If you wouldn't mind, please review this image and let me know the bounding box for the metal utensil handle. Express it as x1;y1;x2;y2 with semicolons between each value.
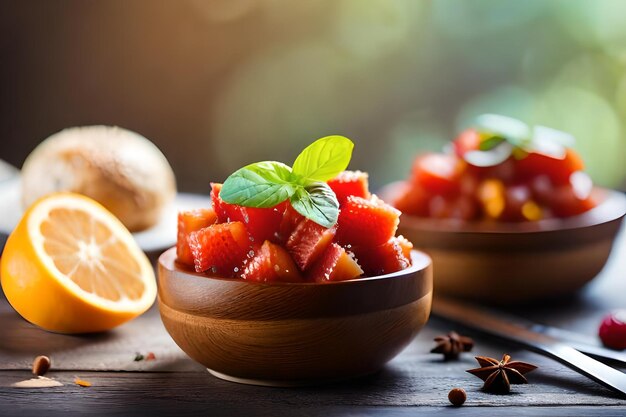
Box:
433;298;626;397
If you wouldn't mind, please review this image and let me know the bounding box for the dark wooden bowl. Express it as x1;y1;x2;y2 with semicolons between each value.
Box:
158;247;432;386
381;183;626;304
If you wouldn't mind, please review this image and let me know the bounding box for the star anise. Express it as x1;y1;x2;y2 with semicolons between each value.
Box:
466;354;537;394
430;331;474;360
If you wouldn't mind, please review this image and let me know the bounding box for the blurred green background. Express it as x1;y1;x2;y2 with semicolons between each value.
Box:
1;0;625;192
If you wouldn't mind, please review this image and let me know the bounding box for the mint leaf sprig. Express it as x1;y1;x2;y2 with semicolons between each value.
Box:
220;136;354;228
463;114;575;167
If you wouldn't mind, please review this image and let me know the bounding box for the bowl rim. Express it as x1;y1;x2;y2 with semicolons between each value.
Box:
380;182;626;235
158;247;431;286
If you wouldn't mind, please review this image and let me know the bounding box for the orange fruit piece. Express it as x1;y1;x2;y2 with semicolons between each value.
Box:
1;193;156;333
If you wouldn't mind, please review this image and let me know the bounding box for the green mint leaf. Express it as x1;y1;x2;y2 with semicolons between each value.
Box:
475;114;530;148
290;182;339;228
220;161;295;208
292;135;354;182
479;136;505;151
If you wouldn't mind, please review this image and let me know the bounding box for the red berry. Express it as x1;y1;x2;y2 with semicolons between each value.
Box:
327;170;370;205
351;237;411;276
188;221;252;276
241;240;303;283
336;195;400;247
286;219;336;271
176;208;218;266
599;311;626;350
277;202;305;243
309;243;363;283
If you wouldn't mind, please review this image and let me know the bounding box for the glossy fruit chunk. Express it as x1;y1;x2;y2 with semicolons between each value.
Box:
277;202;305;243
309;243;363;283
599;311;626;350
177;208;218;266
188;221;251;276
453;128;481;158
286;219;336;270
392;182;429;217
411;153;463;196
351;237;411;276
516;149;584;185
328;170;370;205
336;195;400;246
241;241;303;283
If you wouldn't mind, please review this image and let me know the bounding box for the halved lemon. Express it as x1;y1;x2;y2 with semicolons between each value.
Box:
1;193;157;333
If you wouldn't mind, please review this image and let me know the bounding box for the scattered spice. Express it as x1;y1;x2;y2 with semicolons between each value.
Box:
12;376;63;388
466;354;537;394
145;352;156;361
448;388;466;406
32;355;51;376
431;331;474;360
134;352;145;361
74;376;92;387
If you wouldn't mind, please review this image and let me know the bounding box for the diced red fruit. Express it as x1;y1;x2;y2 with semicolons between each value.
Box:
210;183;228;222
336;195;400;246
428;195;480;220
176;208;218;266
392;182;430;217
396;235;413;260
411;153;463;196
327;170;370;205
515;149;585;185
453;128;482;157
548;184;596;218
500;184;539;222
277;202;305;243
241;240;303;283
599;311;626;350
286;219;336;271
309;243;363;283
188;221;251;276
350;237;411;276
211;182;286;243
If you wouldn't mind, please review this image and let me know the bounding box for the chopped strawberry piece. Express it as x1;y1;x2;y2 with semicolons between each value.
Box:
335;195;400;246
277;202;305;243
241;241;303;283
392;182;431;217
286;219;336;271
188;221;251;276
176;208;218;266
351;237;411;276
411;153;463;196
210;182;285;242
516;149;585;185
309;243;363;283
327;170;370;205
453;128;481;158
210;183;228;222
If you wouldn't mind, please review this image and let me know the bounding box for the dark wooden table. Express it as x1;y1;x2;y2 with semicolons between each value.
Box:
1;225;626;416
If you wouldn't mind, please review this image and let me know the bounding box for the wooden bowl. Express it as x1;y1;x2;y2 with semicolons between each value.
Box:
381;183;626;304
157;247;432;386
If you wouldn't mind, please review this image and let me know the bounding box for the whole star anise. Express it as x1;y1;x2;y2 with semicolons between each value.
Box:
466;354;537;394
430;331;474;360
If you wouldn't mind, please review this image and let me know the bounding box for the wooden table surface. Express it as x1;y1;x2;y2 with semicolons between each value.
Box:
1;224;625;416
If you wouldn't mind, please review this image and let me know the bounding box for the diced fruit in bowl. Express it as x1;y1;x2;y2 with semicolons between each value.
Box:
391;114;598;222
159;136;433;386
382;114;626;304
175;136;414;283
